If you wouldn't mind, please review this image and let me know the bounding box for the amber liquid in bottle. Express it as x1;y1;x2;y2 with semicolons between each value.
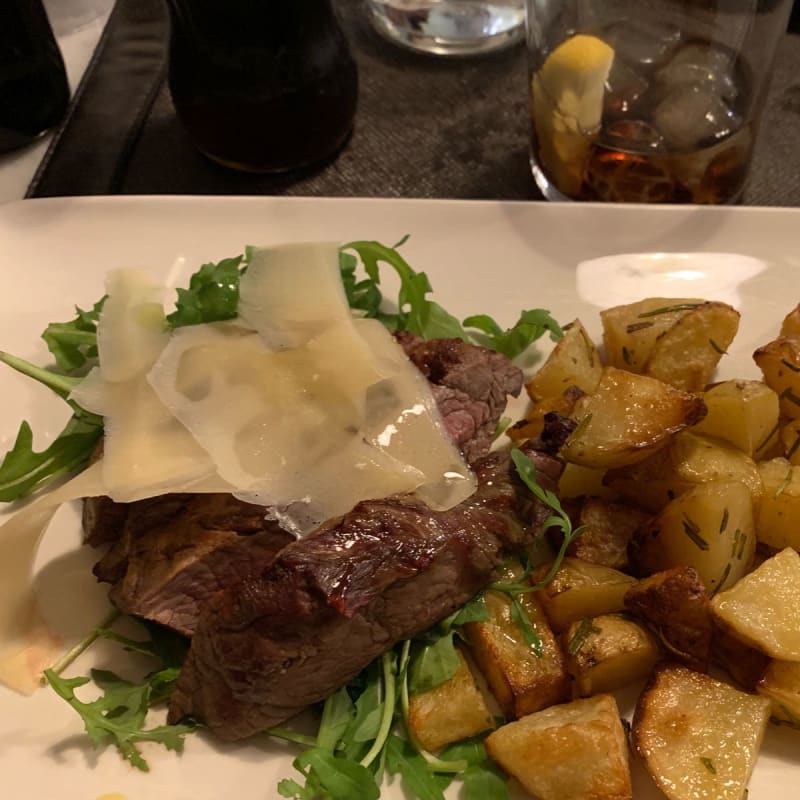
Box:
166;0;358;173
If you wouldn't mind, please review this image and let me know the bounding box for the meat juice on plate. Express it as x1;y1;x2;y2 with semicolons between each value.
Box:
530;21;754;204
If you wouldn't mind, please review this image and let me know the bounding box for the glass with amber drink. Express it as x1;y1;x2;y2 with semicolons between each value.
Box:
524;0;794;203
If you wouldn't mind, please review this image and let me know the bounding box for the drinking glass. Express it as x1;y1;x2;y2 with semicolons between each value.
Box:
525;0;794;203
366;0;525;55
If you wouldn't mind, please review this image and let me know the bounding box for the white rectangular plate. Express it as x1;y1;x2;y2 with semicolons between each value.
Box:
0;196;796;799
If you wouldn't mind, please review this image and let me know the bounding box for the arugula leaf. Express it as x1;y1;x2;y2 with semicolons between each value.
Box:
461;763;509;800
317;686;355;752
41;298;105;372
44;668;194;772
463;309;563;360
339;250;384;319
408;632;461;695
289;748;380;800
166;255;244;328
385;735;450;800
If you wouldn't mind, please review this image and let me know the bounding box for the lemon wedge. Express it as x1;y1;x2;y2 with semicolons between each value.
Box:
531;34;615;196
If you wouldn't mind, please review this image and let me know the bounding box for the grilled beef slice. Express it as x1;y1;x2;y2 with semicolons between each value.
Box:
93;494;293;636
167;445;562;740
396;332;524;463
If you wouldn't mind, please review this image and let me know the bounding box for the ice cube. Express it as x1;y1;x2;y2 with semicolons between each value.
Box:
652;84;742;151
603;119;665;152
604;57;650;117
600;19;683;69
655;41;740;104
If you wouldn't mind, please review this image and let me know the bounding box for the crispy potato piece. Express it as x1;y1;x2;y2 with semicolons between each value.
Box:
558;463;614;500
606;431;763;513
691;379;780;459
643;302;740;392
601;297;705;373
624;566;712;672
712;626;771;691
780;419;800;466
757;659;800;727
781;305;800;337
464;586;568;719
628;480;755;594
755;458;800;550
560;367;707;470
507;386;583;443
711;547;800;660
407;647;494;752
563;614;660;697
526;319;602;401
486;694;632;800
555;497;649;570
533;557;636;633
753;335;800;420
633;664;771;800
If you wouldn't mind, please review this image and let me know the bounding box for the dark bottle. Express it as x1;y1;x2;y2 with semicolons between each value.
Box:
165;0;358;173
0;0;69;154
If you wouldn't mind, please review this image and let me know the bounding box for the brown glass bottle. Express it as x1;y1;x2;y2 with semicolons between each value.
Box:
0;0;69;154
165;0;358;173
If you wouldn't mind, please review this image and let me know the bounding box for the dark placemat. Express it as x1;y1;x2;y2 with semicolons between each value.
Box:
28;0;800;204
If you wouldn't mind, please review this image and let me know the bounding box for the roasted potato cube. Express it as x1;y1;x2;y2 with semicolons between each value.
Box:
563;614;660;697
407;647;494;752
624;566;712;672
558;463;614;500
780;304;800;337
712;626;771;691
507;386;582;443
560;367;707;470
628;480;755;594
526;319;602;401
556;497;648;570
601;297;705;373
753;335;800;420
757;659;800;727
691;379;780;459
486;694;632;800
711;547;800;660
642;301;740;392
633;664;771;800
606;431;762;513
464;588;568;719
780;419;800;466
533;557;636;633
756;458;800;550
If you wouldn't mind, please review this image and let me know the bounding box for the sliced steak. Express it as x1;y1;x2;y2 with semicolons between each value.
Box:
168;444;562;740
396;333;524;462
94;494;293;636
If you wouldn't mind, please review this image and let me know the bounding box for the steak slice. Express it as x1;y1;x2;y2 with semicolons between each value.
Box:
396;333;524;463
168;444;562;740
94;494;293;637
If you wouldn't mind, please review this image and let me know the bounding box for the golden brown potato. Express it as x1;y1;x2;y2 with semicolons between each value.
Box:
755;458;800;550
525;319;602;401
624;566;712;672
780;419;800;466
556;497;649;570
642;302;739;392
757;659;800;727
563;614;661;697
601;297;705;373
533;557;636;633
560;367;707;470
558;463;614;500
712;626;771;691
464;586;568;719
691;379;780;459
753;335;800;420
507;386;583;443
486;694;633;800
633;664;771;800
606;431;763;514
407;647;494;752
780;304;800;337
711;547;800;660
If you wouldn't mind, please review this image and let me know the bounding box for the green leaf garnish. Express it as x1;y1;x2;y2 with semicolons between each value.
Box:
408;632;461;695
41;298;105;372
166;255;245;328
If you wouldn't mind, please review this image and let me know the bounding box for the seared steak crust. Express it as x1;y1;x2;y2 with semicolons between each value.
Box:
94;494;293;636
168;446;562;739
396;333;524;462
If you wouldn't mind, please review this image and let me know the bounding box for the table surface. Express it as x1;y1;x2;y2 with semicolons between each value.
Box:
6;0;800;206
